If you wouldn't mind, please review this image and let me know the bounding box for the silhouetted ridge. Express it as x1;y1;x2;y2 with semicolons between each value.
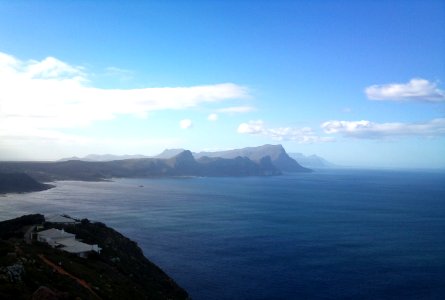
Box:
0;173;53;194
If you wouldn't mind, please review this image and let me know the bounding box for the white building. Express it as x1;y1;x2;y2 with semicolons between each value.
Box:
57;238;102;258
37;228;75;247
37;228;101;258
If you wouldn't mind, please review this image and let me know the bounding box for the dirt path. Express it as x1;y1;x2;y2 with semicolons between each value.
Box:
38;254;102;300
24;225;35;244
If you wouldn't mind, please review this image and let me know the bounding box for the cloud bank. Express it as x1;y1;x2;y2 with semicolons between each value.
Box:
237;120;333;143
0;52;249;140
365;78;445;102
322;118;445;139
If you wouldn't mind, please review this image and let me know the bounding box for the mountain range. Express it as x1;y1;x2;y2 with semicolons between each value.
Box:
194;144;310;172
62;144;320;170
0;145;310;183
60;145;333;169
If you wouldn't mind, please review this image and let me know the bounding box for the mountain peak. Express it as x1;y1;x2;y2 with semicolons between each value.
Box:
195;144;310;172
173;150;194;160
155;149;186;159
166;150;198;174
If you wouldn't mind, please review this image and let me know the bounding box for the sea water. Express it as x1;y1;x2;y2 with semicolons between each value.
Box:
1;169;444;299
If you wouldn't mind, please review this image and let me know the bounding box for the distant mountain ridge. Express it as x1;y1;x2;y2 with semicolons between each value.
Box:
7;145;311;182
60;144;311;174
289;153;335;168
195;144;310;173
0;149;282;182
59;154;149;162
154;149;186;159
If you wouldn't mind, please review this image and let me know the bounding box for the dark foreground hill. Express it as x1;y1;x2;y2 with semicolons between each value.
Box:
0;214;188;300
0;173;53;194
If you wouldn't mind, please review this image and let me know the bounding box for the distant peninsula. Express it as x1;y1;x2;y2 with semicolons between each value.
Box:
0;145;311;184
0;214;188;299
289;153;335;169
0;173;53;194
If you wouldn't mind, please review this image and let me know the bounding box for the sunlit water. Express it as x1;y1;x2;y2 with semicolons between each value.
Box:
1;169;444;299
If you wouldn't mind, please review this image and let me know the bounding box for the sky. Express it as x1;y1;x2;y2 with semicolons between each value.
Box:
0;0;444;168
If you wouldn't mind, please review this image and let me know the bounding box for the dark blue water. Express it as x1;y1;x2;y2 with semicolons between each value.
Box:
1;169;444;299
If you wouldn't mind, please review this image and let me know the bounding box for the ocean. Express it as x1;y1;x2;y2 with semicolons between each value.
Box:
1;169;444;299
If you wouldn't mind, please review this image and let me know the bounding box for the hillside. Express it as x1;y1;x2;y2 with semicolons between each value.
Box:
0;214;188;300
195;144;311;172
154;149;186;159
0;150;282;182
60;145;312;173
0;145;312;182
197;155;280;176
0;173;53;194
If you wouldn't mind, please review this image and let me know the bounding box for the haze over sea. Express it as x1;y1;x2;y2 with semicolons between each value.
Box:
1;169;444;300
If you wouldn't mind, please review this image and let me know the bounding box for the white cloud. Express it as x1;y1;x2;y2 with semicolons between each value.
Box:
237;120;334;143
365;78;445;102
207;106;253;122
207;113;219;121
0;52;85;81
218;106;255;113
179;119;193;129
237;120;265;134
322;118;445;139
0;52;248;141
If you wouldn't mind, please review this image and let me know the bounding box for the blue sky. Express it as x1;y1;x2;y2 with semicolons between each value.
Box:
0;0;444;168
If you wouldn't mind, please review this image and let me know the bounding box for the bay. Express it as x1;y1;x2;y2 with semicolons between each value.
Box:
1;169;444;299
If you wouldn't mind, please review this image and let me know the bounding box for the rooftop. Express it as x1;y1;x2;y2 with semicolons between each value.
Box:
37;228;75;240
61;240;99;254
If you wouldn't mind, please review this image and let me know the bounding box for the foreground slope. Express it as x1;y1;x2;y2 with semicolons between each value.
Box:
0;214;188;300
